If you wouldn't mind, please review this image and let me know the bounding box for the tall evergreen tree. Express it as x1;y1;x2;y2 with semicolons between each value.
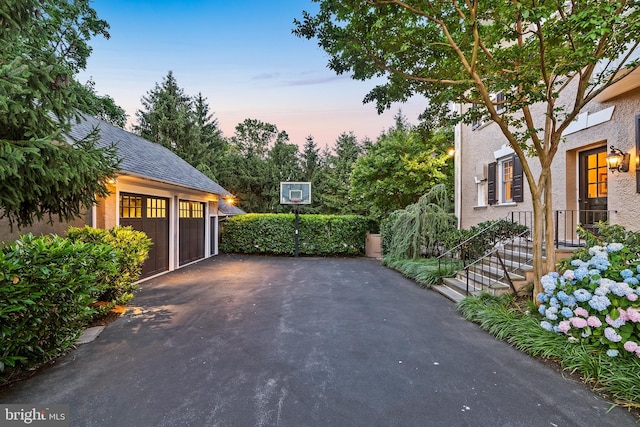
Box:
133;72;225;180
1;0;119;227
134;71;193;153
322;132;364;214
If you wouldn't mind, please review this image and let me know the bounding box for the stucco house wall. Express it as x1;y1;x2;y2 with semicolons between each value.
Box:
456;77;640;234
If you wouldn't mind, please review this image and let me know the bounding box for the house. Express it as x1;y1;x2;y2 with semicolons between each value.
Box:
454;71;640;242
0;113;244;279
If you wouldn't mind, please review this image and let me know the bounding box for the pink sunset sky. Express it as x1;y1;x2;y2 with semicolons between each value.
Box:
78;0;428;148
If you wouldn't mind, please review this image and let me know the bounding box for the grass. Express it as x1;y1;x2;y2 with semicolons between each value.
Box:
381;256;460;288
456;293;640;413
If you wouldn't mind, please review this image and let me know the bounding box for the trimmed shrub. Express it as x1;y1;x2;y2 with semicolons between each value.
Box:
0;234;118;376
457;219;529;260
220;214;369;256
67;226;152;304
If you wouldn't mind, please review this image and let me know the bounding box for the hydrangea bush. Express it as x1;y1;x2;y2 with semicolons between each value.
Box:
537;242;640;359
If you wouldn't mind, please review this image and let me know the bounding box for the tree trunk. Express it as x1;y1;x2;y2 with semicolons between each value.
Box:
544;170;556;279
531;192;546;298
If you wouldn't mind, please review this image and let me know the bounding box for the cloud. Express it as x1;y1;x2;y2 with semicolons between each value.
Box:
252;72;281;80
284;74;350;86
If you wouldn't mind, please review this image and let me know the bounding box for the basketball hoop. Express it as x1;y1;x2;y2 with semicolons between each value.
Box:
290;198;302;204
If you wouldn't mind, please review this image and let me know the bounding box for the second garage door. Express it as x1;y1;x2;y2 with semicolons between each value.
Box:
179;200;205;265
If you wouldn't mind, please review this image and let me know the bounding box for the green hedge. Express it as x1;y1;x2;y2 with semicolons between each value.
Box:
0;234;118;375
220;214;370;256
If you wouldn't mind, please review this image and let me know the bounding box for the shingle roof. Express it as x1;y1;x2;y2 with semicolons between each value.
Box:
218;199;245;216
64;113;231;196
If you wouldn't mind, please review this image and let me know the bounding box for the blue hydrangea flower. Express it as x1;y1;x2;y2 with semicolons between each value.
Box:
610;281;632;297
545;306;558;321
538;305;546;315
540;321;553;332
624;277;639;286
606;349;619;357
588;294;611;311
574;267;589;281
589;246;607;257
607;243;624;252
592;258;611;271
556;291;570;304
549;297;560;309
571;259;586;267
563;295;577;307
573;289;592;302
537;293;549;303
541;274;557;293
620;269;634;279
560;307;573;318
604;327;622;343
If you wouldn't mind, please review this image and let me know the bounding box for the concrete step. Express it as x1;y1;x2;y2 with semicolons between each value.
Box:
432;284;465;303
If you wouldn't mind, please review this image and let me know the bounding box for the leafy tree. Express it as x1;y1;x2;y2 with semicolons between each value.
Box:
74;78;127;128
1;0;119;227
219;119;290;212
350;115;451;221
294;1;640;296
266;139;302;212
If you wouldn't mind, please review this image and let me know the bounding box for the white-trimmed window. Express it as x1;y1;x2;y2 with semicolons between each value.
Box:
487;153;523;205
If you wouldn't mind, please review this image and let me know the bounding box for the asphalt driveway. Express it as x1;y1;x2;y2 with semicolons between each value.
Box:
1;255;637;426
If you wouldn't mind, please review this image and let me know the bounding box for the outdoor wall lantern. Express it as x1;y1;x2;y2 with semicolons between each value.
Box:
605;145;630;173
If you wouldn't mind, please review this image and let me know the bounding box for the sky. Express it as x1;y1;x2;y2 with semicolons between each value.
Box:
77;0;428;149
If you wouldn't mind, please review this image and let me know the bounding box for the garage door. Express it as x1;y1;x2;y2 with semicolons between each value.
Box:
120;193;169;278
179;200;205;265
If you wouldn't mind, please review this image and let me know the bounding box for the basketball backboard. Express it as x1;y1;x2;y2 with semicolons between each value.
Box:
280;182;311;205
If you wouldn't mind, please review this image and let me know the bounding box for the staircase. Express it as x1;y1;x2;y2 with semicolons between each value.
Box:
434;231;536;303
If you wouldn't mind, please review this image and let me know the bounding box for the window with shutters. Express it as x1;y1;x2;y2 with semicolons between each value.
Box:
487;154;523;205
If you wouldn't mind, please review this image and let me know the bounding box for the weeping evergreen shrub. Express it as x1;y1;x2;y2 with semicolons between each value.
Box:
380;184;458;259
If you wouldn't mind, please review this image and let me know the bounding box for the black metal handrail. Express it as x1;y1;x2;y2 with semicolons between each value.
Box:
461;228;531;295
436;209;613;296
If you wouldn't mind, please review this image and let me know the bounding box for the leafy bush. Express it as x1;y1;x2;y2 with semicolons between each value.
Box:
537;223;640;360
0;234;118;376
220;214;369;256
67;226;152;303
457;219;529;260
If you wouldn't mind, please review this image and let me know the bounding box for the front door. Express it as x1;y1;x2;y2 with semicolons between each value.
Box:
579;147;608;231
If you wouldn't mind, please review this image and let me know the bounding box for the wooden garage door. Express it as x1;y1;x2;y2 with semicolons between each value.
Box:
120;193;169;278
179;200;205;265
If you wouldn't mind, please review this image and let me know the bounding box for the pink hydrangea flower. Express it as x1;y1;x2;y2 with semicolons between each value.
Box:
587;316;602;328
570;317;588;328
558;320;571;334
628;293;638;302
625;307;640;322
624;341;639;353
573;307;589;318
